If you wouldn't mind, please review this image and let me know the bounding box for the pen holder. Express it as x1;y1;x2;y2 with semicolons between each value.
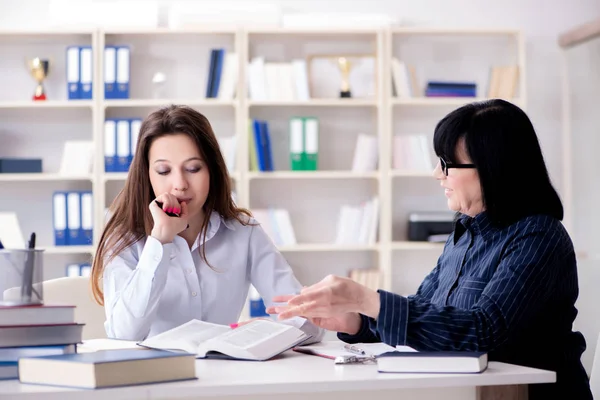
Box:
0;249;44;306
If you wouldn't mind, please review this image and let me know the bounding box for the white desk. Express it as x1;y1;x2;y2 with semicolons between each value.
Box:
0;349;555;400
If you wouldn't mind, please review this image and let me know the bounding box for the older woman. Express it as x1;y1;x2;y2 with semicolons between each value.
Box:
270;100;592;399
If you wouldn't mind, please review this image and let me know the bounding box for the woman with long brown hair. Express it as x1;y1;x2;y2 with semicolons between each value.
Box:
91;105;323;342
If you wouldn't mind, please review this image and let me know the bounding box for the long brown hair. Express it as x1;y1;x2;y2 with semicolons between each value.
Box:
91;105;251;305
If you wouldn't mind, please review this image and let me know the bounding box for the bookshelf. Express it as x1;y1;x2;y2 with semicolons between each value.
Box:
0;27;526;293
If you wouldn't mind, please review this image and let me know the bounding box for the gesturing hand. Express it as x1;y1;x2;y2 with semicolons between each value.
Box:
266;275;381;321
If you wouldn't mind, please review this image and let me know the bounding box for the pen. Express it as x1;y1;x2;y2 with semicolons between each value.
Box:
21;232;36;302
343;344;366;356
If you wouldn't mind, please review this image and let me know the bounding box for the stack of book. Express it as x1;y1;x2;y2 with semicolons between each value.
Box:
0;305;83;380
334;197;380;245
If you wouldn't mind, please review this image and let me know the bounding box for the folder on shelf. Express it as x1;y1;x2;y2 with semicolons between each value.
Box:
260;121;274;171
304;117;318;171
116;119;131;172
248;120;258;171
67;192;82;246
211;49;225;98
79;46;93;100
116;46;130;99
80;191;93;245
289;117;304;171
104;120;117;172
252;119;266;171
65;263;80;277
206;49;218;98
79;263;91;277
66;46;80;100
104;46;117;99
130;118;142;159
52;192;68;247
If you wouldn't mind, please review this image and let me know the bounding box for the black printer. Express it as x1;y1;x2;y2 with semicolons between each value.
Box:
408;211;455;242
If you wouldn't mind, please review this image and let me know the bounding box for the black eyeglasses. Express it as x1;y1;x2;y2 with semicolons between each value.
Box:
439;157;475;176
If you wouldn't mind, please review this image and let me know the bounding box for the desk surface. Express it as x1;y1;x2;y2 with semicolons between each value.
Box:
0;348;556;400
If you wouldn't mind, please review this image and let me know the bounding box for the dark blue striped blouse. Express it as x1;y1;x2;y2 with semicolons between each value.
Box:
339;212;591;399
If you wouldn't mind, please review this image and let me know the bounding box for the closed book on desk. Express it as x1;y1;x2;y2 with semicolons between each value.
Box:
377;351;487;374
18;349;196;389
0;324;83;348
140;319;309;361
0;305;75;326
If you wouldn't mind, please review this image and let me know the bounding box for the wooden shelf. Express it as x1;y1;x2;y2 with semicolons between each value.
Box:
391;241;445;251
278;243;379;252
248;171;378;180
103;172;240;181
0;174;93;182
103;99;236;108
391;97;524;107
391;28;520;36
248;99;377;107
0;101;94;109
41;246;95;255
391;170;433;178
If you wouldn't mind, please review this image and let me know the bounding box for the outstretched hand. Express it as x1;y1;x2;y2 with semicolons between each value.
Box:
266;275;381;328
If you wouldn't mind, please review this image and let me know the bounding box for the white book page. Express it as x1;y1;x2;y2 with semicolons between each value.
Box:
198;320;307;360
140;319;230;354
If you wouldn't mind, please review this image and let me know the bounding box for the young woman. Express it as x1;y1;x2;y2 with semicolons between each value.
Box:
271;99;592;399
91;105;323;343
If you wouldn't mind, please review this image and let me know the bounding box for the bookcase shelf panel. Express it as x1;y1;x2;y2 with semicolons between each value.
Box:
391;178;448;242
285;251;380;287
0;28;525;289
391;33;521;101
0;174;93;182
103;32;236;100
0;35;94;102
249;107;379;172
103;99;236;108
0;101;94;109
248;171;378;180
390;250;442;296
278;244;379;252
0;108;93;174
250;179;378;244
104;106;237;141
248;100;377;107
0;181;93;250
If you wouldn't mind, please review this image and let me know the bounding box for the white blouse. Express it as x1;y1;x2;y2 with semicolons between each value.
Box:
102;212;324;342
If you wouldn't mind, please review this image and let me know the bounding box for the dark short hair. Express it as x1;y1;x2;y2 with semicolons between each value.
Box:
433;99;563;226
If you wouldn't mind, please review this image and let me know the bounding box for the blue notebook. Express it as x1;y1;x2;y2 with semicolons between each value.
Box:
18;349;197;389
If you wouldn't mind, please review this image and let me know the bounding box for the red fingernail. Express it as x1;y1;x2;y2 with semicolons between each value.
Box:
229;323;238;329
168;207;173;213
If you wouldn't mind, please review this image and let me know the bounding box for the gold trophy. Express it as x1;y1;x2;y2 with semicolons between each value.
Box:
337;57;352;98
27;58;50;101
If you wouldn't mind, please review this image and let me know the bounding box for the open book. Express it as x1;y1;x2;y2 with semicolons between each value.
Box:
139;319;310;361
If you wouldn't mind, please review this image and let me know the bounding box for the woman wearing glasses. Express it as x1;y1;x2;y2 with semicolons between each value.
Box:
270;99;591;399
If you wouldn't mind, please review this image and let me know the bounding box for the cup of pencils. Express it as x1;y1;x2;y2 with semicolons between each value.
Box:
0;247;45;306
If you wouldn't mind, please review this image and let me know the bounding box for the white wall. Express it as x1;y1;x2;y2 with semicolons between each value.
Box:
2;0;600;371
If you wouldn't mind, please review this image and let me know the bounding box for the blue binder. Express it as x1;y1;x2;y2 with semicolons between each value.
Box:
80;191;93;245
52;192;68;246
116;119;131;172
79;46;93;100
66;46;80;100
104;120;117;172
103;46;117;99
211;49;225;98
116;46;130;99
